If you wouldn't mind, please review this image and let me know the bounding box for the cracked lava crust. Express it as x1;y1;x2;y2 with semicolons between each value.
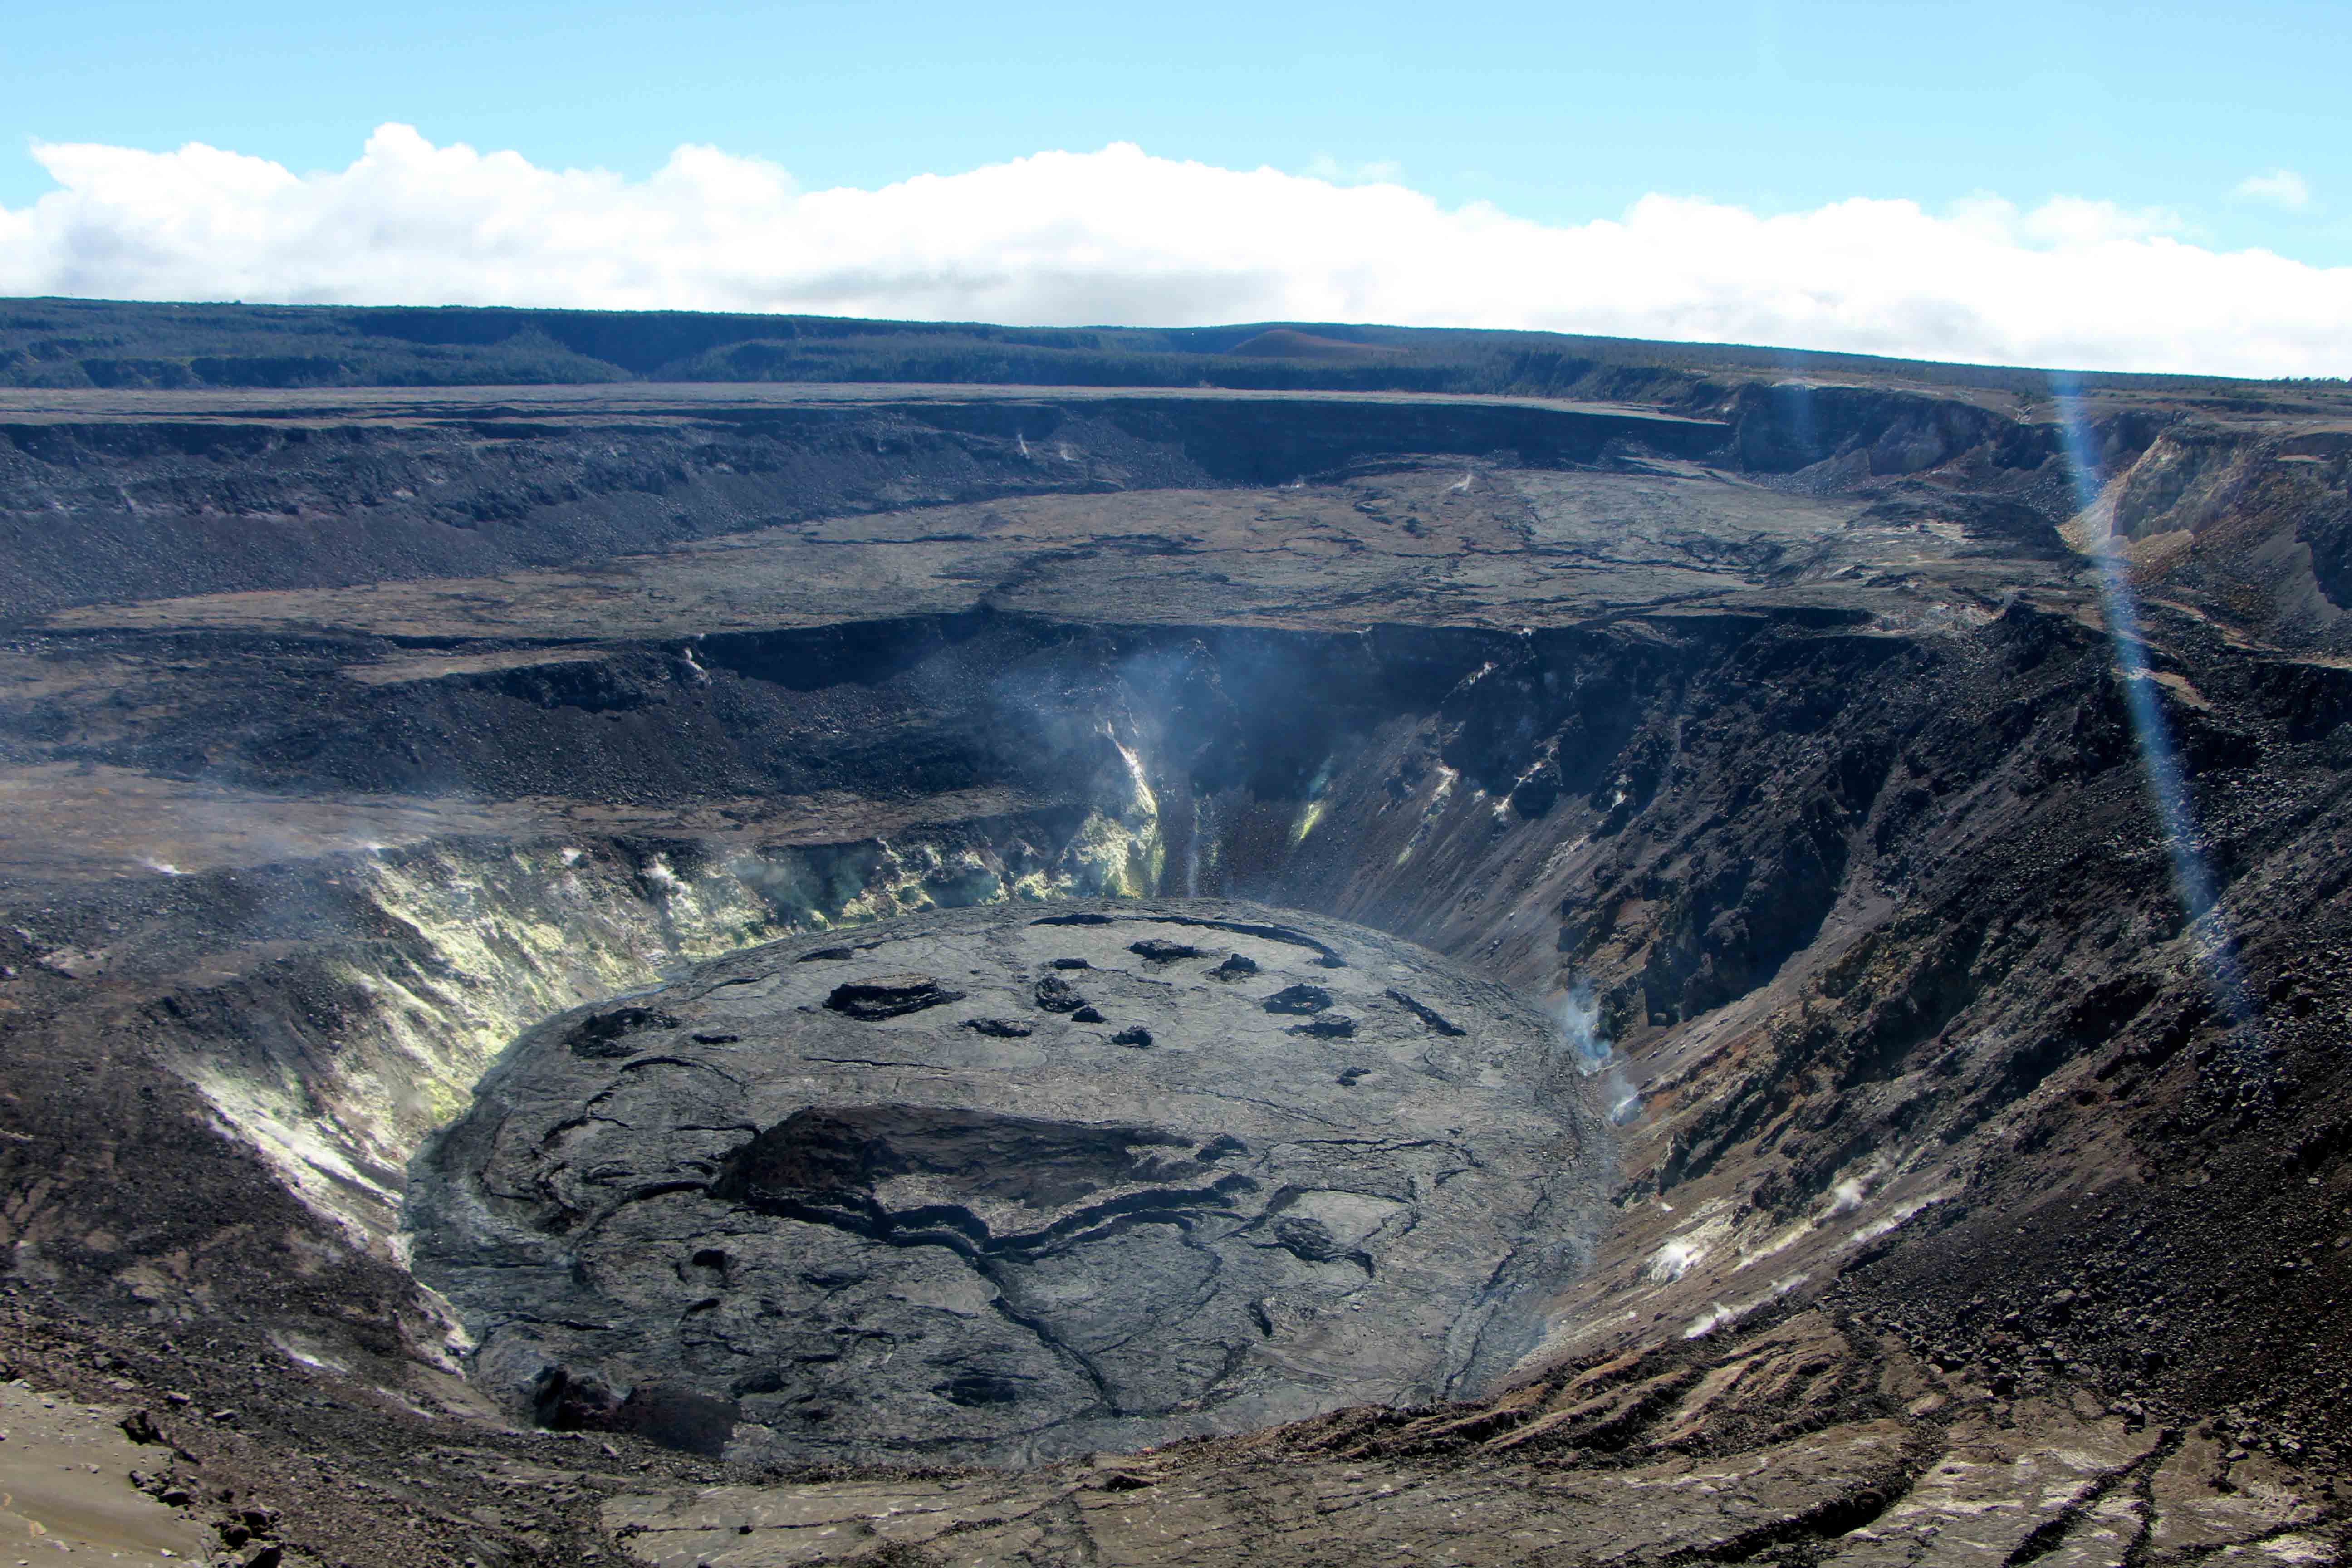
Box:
407;899;1604;1467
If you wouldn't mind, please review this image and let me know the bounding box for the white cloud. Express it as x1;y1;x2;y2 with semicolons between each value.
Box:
1303;155;1407;186
2235;168;2312;211
3;125;2350;377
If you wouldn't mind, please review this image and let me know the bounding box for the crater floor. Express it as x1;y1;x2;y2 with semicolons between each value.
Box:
409;899;1602;1468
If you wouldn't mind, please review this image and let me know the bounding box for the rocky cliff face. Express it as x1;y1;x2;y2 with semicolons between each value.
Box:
0;386;1722;626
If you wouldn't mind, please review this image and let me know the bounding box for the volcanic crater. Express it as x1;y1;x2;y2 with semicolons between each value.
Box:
1;313;2349;1567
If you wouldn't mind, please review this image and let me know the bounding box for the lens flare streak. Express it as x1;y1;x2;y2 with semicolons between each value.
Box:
2052;382;2251;1023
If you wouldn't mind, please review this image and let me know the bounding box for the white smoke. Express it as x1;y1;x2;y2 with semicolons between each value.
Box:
1553;982;1641;1125
1683;1273;1810;1340
4;127;2351;376
1648;1236;1706;1283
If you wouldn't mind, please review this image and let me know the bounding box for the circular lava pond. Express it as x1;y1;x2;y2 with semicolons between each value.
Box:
408;899;1604;1467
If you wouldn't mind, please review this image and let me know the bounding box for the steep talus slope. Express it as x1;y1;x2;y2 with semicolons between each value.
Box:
2070;421;2352;652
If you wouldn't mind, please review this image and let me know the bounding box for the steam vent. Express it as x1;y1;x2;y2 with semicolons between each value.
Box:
411;900;1600;1465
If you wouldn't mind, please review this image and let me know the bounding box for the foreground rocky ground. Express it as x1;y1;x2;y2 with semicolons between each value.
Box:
0;364;2347;1564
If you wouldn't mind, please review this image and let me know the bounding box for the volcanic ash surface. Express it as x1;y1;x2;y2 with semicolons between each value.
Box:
408;898;1603;1468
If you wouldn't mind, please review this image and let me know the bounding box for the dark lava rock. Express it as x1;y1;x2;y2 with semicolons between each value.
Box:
1049;957;1093;970
1273;1216;1356;1263
1290;1014;1357;1038
795;946;857;963
964;1017;1034;1039
566;1007;680;1058
1264;984;1334;1016
1210;954;1260;981
1070;1004;1107;1024
824;974;967;1021
1386;988;1468;1037
1034;975;1088;1013
411;898;1600;1470
1129;939;1202;963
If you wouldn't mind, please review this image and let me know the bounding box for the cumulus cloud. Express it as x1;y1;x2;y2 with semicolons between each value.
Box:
2235;168;2313;211
1303;154;1407;186
3;125;2350;377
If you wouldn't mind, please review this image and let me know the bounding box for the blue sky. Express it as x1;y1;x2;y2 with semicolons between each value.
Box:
5;1;2349;373
7;0;2344;260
